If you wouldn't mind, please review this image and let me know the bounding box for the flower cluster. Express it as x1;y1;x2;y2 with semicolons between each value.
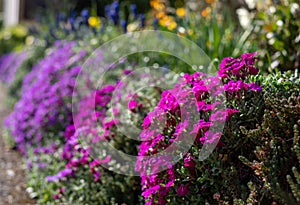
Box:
150;0;178;30
4;41;87;154
218;52;259;81
47;68;167;203
0;51;28;85
58;84;116;183
136;53;261;205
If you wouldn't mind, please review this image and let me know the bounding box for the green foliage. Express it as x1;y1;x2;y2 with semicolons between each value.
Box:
154;1;258;60
240;70;300;204
0;25;28;55
59;166;141;205
252;0;300;72
26;143;66;204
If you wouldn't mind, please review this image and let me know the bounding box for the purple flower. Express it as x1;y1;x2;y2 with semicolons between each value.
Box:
140;14;146;28
200;131;222;144
4;41;86;154
0;51;28;85
46;175;59;182
46;168;73;182
120;20;127;33
53;194;60;200
249;83;262;92
177;184;189;197
106;2;120;25
57;168;73;178
123;69;133;75
130;4;138;19
224;80;248;94
128;100;138;110
218;52;259;80
93;171;101;182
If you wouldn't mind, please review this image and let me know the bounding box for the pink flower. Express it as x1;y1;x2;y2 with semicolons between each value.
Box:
53;194;60;200
200;131;222;144
177;184;189;196
248;83;262;92
184;155;196;177
90;156;111;167
128;100;138;110
93;171;101;182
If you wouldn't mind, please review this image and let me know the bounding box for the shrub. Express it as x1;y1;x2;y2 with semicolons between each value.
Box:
6;43;47;104
240;70;300;204
45;65;168;204
136;53;263;204
0;51;28;85
4;41;87;154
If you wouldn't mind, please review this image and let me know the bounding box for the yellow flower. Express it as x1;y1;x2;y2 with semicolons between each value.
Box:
151;0;165;11
176;8;186;18
167;21;177;30
158;15;177;30
201;7;211;17
206;0;216;4
156;11;166;19
206;40;212;49
88;16;101;28
188;29;194;36
159;15;172;26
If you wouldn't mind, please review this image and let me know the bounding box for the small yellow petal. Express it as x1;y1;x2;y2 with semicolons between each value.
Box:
88;17;101;28
156;11;166;19
167;21;177;30
176;8;186;18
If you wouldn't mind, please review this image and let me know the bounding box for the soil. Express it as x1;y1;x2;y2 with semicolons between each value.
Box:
0;84;36;205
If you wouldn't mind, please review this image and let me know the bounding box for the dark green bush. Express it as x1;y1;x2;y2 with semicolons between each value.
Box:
240;70;300;204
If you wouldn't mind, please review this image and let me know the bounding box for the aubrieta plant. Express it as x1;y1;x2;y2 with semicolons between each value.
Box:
45;68;164;204
136;53;262;205
4;41;87;155
0;51;28;85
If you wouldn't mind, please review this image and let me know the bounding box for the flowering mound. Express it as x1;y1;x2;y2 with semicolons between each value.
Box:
46;68;169;204
0;51;28;85
4;41;87;154
60;84;116;180
136;53;262;205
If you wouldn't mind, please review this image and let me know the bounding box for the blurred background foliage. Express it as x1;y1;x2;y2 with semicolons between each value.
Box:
1;0;299;72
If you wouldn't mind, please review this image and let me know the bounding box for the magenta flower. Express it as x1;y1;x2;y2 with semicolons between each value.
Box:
200;131;222;144
219;52;259;80
177;184;189;197
93;171;101;182
53;194;60;200
249;82;262;92
128;100;138;110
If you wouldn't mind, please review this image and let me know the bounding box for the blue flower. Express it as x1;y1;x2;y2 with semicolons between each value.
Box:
81;9;90;24
106;2;120;25
130;4;138;19
120;20;127;33
140;13;146;28
45;168;73;182
111;2;120;14
153;17;159;29
68;17;75;30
